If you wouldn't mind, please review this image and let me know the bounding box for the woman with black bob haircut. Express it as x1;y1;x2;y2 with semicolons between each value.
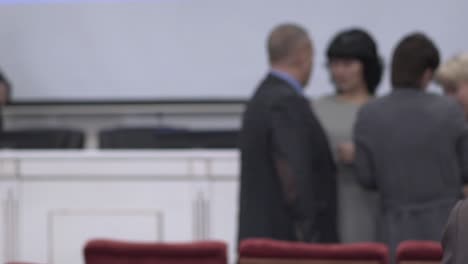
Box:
314;28;383;243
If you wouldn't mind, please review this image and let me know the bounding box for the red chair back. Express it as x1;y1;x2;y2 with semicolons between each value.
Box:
239;239;389;264
396;241;442;264
84;239;227;264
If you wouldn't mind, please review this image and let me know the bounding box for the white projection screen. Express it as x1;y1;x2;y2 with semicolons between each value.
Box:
0;0;466;102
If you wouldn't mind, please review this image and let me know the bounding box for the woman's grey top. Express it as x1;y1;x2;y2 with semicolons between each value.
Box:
314;95;379;243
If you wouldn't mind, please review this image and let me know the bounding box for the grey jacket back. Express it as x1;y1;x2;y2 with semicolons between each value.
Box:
354;89;468;207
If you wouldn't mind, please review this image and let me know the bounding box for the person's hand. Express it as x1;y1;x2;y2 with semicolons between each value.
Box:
337;142;355;164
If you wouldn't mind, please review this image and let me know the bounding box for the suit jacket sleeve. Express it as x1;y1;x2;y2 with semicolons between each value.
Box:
270;95;327;240
442;200;460;264
442;199;468;264
353;106;378;190
452;104;468;184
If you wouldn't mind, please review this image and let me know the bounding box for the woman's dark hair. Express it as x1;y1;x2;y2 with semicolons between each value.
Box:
326;28;383;95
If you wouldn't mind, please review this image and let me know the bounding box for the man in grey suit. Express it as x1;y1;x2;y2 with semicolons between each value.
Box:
354;33;468;257
442;199;468;264
238;24;337;243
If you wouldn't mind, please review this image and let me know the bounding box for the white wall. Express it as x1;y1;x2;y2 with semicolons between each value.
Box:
0;150;240;264
0;0;465;101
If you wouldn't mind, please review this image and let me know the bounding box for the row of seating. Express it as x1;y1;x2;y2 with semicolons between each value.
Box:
0;128;239;149
7;239;443;264
0;129;84;149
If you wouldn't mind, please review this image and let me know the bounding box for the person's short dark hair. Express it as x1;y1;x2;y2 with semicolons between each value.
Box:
267;24;310;64
326;28;383;95
0;70;11;104
391;33;440;89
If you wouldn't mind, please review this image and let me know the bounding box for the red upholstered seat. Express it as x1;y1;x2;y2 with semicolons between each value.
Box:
396;241;442;264
84;239;227;264
239;239;389;264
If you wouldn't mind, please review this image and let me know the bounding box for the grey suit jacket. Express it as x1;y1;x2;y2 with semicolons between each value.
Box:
354;89;468;257
442;199;468;264
354;89;468;207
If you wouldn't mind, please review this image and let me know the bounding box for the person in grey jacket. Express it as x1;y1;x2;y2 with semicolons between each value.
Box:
442;199;468;264
353;33;468;259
